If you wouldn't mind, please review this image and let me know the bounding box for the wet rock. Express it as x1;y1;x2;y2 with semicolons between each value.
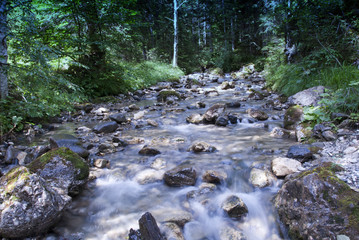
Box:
153;208;192;228
94;158;109;168
228;114;238;124
215;116;229;127
134;110;147;120
271;157;302;177
0;166;71;238
203;104;226;123
270;127;292;139
187;183;217;200
275;163;359;240
138;212;165;240
248;90;265;100
247;109;268;121
147;119;159;127
4;145;17;164
284;105;304;130
202;170;227;184
27;147;89;196
93;121;118;134
286;145;314;162
220;226;247;240
249;168;275;188
93;107;109;116
157;89;181;102
150;158;167;170
129;104;140;111
134;169;165;184
288;86;325;107
186;113;204;124
164;165;197;187
226;101;241;108
188;142;216;153
161;222;185;240
221;195;248;220
221;81;235;90
109;113;128;124
50;134;90;159
139;146;161;156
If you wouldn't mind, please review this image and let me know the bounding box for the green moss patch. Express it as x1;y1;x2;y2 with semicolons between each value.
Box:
27;147;89;180
1;166;31;194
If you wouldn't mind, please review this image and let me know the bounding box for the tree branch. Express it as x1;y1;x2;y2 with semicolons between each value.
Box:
177;0;188;10
5;0;32;13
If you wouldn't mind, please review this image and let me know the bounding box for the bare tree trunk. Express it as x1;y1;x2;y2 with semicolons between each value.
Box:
172;0;178;67
0;0;8;100
231;17;235;51
203;21;207;46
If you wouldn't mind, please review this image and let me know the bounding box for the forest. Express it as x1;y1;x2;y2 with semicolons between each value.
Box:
1;0;359;137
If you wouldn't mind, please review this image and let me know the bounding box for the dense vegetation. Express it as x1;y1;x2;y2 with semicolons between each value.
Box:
0;0;359;139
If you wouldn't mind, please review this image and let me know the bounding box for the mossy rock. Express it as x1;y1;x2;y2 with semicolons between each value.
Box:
27;147;89;180
1;166;31;195
157;90;181;102
284;105;304;130
275;162;359;239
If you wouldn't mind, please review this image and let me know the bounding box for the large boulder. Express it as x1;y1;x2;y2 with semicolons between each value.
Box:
164;165;197;187
93;121;118;134
27;147;89;196
203;104;226;123
288;86;326;107
221;195;248;220
0;166;71;238
275;163;359;240
271;157;302;177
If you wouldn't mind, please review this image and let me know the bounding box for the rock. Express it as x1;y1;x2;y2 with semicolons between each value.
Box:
196;101;206;108
109;113;128;124
248;90;265;100
186;113;204;124
202;170;227;184
139;146;161;156
187;183;217;200
274;163;359;240
164;165;197;187
188;142;216;153
0;166;71;238
271;157;302;177
153;208;192;227
247;109;269;121
134;169;164;184
221;195;248;220
4;145;17;164
215;116;229;127
157;89;181;102
32;145;50;159
322;130;337;141
203;104;226;123
270;127;291;138
226;101;241;108
138;212;165;240
286;145;314;162
74;103;93;113
93;107;109;115
221;81;235;90
161;222;185;240
150;158;167;170
284;105;304;130
228;115;238;124
295;123;312;142
129;229;141;240
94;158;109;168
129;104;140;111
147;119;159;127
288;86;326;106
16;151;28;165
219;226;246;240
50;134;90;158
93;121;118;134
249;168;275;188
27;147;89;196
134;110;147;120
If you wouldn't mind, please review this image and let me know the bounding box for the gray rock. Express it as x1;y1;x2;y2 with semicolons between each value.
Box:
139;146;161;156
50;134;89;158
270;127;292;139
186;113;204;124
203;104;226;123
322;130;337;141
215;116;229;127
220;226;247;240
4;145;17;164
153;208;192;227
222;195;248;220
109;113;128;124
288;86;326;106
93;121;118;134
0;166;71;238
188;142;216;153
226;101;241;108
249;168;275;188
164;165;197;187
202;170;227;184
161;222;185;240
284;105;304;130
228;115;238;124
94;158;109;168
286;145;314;162
247;109;269;121
271;157;302;177
139;212;165;240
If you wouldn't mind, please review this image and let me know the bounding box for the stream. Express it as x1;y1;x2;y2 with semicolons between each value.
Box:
45;73;295;240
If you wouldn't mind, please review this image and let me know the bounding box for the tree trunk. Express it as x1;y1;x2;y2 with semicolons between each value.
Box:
172;0;178;67
0;0;8;100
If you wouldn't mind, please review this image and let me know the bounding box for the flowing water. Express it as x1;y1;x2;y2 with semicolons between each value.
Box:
51;75;294;240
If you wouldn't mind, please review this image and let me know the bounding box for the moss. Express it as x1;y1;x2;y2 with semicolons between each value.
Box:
157;90;181;101
27;147;89;180
1;166;31;193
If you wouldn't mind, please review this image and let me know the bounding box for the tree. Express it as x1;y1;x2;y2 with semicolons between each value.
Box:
0;0;8;99
172;0;186;67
